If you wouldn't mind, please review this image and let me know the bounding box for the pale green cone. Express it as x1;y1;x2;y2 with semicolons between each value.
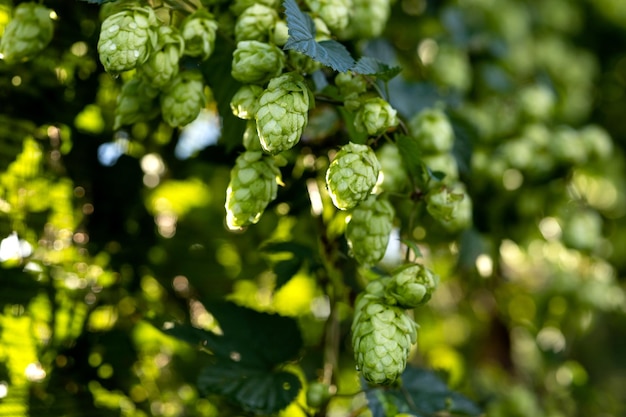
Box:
387;263;439;308
231;41;285;85
425;183;465;222
338;0;390;39
273;20;290;46
326;142;381;210
354;97;398;137
255;73;312;154
114;77;160;129
231;0;280;16
235;4;278;43
230;85;264;120
243;120;263;151
160;71;207;128
180;9;218;60
304;0;352;33
0;2;54;64
335;72;367;97
375;143;408;193
346;195;395;266
352;294;417;385
438;187;472;232
408;108;455;154
422;153;459;181
139;25;185;88
97;6;158;74
225;151;281;229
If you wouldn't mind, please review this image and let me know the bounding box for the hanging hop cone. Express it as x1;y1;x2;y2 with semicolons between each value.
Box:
408;108;455;154
326;142;381;210
114;77;160;129
425;183;465;222
375;143;408;193
160;70;207;128
304;0;352;33
386;263;439;308
335;72;367;112
230;85;264;120
352;293;418;385
225;151;281;229
231;40;286;85
255;72;313;154
97;6;158;74
139;25;185;88
180;9;218;60
354;97;399;137
436;183;472;232
338;0;391;39
0;2;54;64
346;195;395;266
235;3;278;43
243;120;263;151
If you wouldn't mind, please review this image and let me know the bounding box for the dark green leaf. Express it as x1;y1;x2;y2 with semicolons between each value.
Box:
261;241;313;258
396;134;427;188
283;0;355;72
274;257;303;290
198;361;301;414
353;56;402;81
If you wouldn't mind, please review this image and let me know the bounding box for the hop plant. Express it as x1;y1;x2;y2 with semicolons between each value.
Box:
255;72;312;154
326;142;381;210
180;9;218;60
231;0;280;16
408;108;455;154
352;294;418;385
304;0;352;33
114;77;160;129
346;195;395;266
230;85;264;120
0;2;54;64
139;26;185;88
231;41;286;85
426;184;466;222
335;72;367;112
339;0;391;39
386;263;439;308
225;151;281;229
243;120;263;151
160;71;207;128
422;153;459;181
235;4;278;43
375;143;408;193
97;6;158;74
354;97;399;137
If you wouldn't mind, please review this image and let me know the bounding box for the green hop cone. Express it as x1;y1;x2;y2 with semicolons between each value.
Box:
354;97;398;137
326;142;381;210
231;0;280;16
231;40;285;85
0;2;54;64
346;195;395;266
306;382;332;408
273;20;289;46
235;4;278;43
425;183;465;222
375;143;408;193
160;70;207;128
255;72;312;154
225;151;281;229
335;72;367;112
304;0;352;33
437;183;472;232
387;263;439;308
114;77;160;129
352;294;417;385
97;6;158;74
338;0;390;39
243;120;263;151
230;85;264;120
408;108;455;154
423;153;459;181
139;26;184;88
180;9;218;60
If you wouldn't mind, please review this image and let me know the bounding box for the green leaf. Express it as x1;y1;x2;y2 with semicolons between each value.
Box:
274;257;303;290
365;366;482;417
198;361;301;414
283;0;355;72
353;56;402;82
395;134;428;188
400;239;423;259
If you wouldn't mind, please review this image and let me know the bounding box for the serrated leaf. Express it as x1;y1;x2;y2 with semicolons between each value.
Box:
365;366;482;417
395;134;428;188
353;56;402;81
283;0;355;72
198;361;301;414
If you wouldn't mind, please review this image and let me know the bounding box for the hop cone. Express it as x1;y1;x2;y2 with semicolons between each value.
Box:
326;142;381;210
139;26;184;88
255;73;312;154
352;294;417;385
243;120;263;151
408;108;454;154
235;4;278;43
376;143;408;193
114;77;160;129
346;195;395;266
339;0;390;39
354;97;398;137
304;0;352;33
160;71;206;127
180;9;218;60
230;85;264;120
0;2;54;64
387;263;439;308
426;184;465;222
97;6;158;74
335;72;367;112
225;151;281;229
231;41;285;85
